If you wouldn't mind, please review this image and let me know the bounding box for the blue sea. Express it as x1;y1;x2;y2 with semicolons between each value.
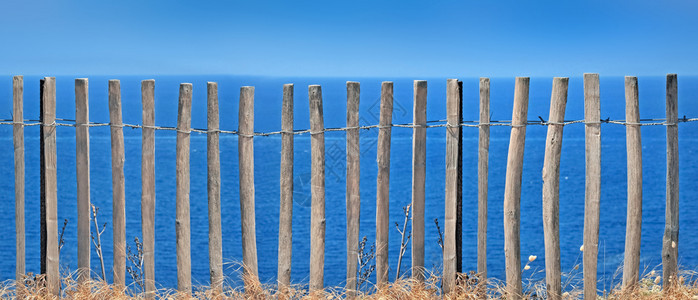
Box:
1;75;697;292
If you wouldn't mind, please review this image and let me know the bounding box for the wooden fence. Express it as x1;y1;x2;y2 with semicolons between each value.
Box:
6;74;686;299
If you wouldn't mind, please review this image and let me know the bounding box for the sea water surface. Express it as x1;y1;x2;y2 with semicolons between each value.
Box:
0;75;697;291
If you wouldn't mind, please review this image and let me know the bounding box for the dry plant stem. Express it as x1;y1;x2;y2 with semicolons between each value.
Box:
395;204;412;281
90;205;107;281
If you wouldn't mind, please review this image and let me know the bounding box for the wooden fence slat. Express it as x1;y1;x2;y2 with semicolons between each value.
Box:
443;79;460;294
478;77;490;282
345;81;360;295
583;73;601;300
239;86;259;280
376;81;393;286
663;73;679;286
108;79;126;287
456;80;463;274
75;78;91;283
309;85;326;292
622;76;642;289
278;83;294;290
40;79;45;276
412;80;427;281
542;77;569;300
41;77;60;295
13;76;25;282
207;82;223;289
141;79;156;296
175;83;193;294
504;77;529;299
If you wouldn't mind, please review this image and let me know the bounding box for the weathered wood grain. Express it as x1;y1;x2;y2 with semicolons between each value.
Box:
41;77;60;296
583;73;601;300
663;74;679;287
622;76;642;289
141;79;156;297
108;79;126;287
504;77;529;299
346;81;360;295
412;80;427;281
376;82;393;286
175;83;192;294
478;78;490;283
443;79;460;294
75;78;91;283
207;82;223;289
239;86;259;280
309;85;326;292
542;77;569;300
278;83;294;290
13;76;25;282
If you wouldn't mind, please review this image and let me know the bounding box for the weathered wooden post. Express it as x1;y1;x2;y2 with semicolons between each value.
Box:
239;86;259;280
13;76;25;282
542;77;569;300
663;73;679;287
207;82;223;289
443;79;460;294
309;85;326;292
40;77;60;296
108;79;126;287
376;81;393;286
346;81;360;295
622;76;642;289
504;77;529;299
75;78;91;283
456;80;463;274
278;83;294;290
583;73;601;300
175;83;192;294
412;80;427;281
478;78;490;284
141;79;156;296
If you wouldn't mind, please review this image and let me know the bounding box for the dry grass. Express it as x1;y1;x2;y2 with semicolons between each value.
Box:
1;269;698;299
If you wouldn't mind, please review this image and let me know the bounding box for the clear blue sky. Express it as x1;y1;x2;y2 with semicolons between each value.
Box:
2;0;697;77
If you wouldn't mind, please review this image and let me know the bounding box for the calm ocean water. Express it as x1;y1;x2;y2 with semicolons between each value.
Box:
0;75;697;291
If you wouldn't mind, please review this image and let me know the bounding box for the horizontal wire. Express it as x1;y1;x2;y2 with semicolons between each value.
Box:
0;117;696;136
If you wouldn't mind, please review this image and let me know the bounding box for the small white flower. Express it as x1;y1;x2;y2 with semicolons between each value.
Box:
524;265;531;270
672;241;677;248
528;255;537;262
649;270;656;276
580;245;584;252
654;276;661;284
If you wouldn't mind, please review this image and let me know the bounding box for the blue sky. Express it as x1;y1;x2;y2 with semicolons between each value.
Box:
1;0;697;77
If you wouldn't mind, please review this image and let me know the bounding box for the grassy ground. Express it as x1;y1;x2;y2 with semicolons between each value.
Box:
2;269;698;299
